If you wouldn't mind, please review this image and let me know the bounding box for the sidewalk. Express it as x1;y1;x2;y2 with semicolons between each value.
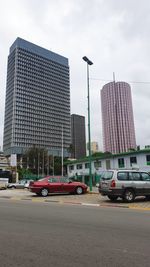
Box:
0;188;101;204
88;186;99;194
0;189;150;210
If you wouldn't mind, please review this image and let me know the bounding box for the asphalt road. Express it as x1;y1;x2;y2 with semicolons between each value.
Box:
0;200;150;267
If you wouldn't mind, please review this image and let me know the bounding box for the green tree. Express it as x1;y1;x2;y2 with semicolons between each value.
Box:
54;156;62;175
67;144;74;157
21;146;66;176
22;146;49;175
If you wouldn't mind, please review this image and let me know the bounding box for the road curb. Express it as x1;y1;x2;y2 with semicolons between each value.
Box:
87;191;99;195
0;196;129;209
100;203;129;209
1;196;150;211
128;206;150;211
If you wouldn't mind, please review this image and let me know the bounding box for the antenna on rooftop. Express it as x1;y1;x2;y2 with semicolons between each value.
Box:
113;72;115;82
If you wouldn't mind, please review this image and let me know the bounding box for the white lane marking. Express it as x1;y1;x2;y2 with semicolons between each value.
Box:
81;203;100;207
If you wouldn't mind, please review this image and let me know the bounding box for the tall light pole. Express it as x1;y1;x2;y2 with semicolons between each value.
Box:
61;125;64;176
82;56;93;192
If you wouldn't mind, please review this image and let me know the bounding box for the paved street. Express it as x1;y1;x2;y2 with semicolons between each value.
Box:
0;199;150;267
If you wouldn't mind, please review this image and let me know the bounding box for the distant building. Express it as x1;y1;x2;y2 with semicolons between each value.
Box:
0;151;9;170
71;114;86;159
101;81;136;154
91;142;99;154
3;37;71;156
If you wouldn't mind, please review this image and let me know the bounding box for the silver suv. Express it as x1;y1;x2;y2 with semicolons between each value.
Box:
98;169;150;202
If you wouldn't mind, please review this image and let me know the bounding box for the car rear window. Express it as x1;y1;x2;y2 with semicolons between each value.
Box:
101;171;113;180
48;178;60;183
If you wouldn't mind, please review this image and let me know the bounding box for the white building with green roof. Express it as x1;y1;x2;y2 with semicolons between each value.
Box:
65;149;150;185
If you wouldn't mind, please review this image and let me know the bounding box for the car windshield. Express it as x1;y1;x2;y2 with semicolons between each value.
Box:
101;171;114;180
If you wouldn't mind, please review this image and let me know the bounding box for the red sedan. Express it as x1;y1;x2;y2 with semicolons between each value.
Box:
29;176;88;197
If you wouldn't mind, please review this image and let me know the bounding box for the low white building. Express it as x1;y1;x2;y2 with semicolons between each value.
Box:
66;149;150;183
0;151;9;170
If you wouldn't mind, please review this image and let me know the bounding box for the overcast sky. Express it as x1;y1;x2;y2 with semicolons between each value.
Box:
0;0;150;151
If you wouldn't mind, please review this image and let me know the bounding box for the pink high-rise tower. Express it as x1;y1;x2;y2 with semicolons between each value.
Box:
101;81;136;154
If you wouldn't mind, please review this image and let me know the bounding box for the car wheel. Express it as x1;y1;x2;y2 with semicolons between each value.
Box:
145;195;150;201
76;186;83;195
40;188;49;197
123;189;135;203
108;195;118;201
10;186;16;189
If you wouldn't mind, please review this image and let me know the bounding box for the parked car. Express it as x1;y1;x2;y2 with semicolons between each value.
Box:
98;169;150;202
7;180;27;189
29;176;88;197
24;180;34;189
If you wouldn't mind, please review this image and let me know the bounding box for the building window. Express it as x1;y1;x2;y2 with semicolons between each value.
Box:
94;160;101;168
146;155;150;165
106;159;111;170
118;158;125;168
85;163;89;169
130;157;137;166
77;164;82;170
69;165;74;171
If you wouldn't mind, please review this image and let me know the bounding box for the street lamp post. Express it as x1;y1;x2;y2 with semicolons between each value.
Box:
82;56;93;192
61;125;64;176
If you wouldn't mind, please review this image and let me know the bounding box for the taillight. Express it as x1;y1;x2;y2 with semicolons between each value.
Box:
110;180;116;188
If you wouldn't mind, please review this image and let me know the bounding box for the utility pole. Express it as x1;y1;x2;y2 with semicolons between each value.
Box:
82;56;93;192
62;125;63;176
47;154;49;176
42;151;44;176
38;152;40;178
53;155;54;176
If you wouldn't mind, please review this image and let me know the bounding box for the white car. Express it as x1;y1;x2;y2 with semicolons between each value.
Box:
99;169;150;202
24;180;34;189
7;180;27;189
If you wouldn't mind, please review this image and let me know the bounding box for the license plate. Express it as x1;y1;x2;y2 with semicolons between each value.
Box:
102;183;108;188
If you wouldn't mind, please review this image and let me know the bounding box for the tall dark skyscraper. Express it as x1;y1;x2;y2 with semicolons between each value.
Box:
3;38;71;156
101;81;136;154
71;114;86;159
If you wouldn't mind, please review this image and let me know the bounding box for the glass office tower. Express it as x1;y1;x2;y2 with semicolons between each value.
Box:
3;38;71;156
